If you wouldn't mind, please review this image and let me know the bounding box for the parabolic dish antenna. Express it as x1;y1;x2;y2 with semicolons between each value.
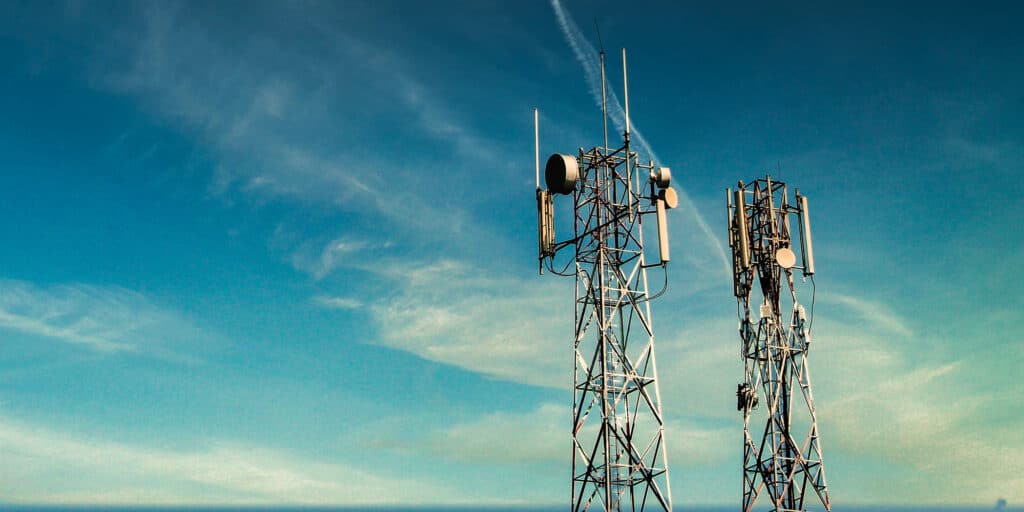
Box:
659;187;679;209
775;247;797;269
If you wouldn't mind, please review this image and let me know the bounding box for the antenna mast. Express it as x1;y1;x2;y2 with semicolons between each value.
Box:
534;48;678;512
727;176;831;512
595;20;608;151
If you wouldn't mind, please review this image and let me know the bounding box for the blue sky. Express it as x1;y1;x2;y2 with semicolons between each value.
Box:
0;0;1021;506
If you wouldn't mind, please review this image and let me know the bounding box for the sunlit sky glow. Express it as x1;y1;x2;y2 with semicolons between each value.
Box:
0;0;1021;506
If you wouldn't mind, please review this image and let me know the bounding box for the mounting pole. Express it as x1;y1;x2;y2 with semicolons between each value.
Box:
535;108;540;189
622;48;630;141
600;51;608;152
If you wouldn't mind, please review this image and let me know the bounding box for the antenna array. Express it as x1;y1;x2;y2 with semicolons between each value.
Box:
534;49;677;512
727;176;831;512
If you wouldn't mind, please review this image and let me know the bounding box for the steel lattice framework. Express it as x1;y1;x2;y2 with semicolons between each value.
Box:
537;49;674;512
568;145;671;512
727;176;831;512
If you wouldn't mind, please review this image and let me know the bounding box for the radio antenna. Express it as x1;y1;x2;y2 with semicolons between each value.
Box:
622;48;631;141
534;108;540;189
595;20;608;151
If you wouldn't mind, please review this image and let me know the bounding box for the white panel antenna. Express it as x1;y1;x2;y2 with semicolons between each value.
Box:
797;191;815;276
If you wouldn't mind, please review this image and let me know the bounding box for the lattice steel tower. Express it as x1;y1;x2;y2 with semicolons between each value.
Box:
726;176;831;512
534;49;677;512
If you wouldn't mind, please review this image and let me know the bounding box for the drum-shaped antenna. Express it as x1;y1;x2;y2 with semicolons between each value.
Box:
653;167;672;189
545;154;579;195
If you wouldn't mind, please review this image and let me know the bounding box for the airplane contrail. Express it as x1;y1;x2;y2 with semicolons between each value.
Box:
550;0;731;274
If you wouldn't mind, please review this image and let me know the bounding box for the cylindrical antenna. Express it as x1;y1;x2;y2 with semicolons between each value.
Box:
594;20;608;152
622;48;630;139
798;193;815;276
534;108;540;189
781;184;791;243
726;188;734;248
735;188;750;269
537;189;554;275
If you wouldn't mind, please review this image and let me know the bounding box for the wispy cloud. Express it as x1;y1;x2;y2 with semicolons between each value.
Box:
808;299;1024;504
289;236;390;280
825;292;914;337
819;348;1024;503
372;402;729;470
654;316;747;420
96;2;488;247
102;5;379;210
0;278;211;355
363;258;569;388
394;76;497;165
588;287;1022;503
428;403;565;464
0;414;457;504
312;295;363;311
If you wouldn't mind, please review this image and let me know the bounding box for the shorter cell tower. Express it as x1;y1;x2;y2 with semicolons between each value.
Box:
534;48;678;512
726;176;831;512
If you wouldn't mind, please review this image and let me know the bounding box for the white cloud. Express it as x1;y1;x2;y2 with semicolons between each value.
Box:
290;236;380;280
366;259;570;388
824;292;913;337
809;298;1024;504
96;2;489;245
655;316;745;421
368;264;1023;504
420;402;729;470
0;278;212;355
312;295;363;311
348;240;1022;502
0;415;456;504
429;403;566;464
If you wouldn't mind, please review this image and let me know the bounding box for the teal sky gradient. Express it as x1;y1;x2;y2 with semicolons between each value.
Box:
0;0;1021;506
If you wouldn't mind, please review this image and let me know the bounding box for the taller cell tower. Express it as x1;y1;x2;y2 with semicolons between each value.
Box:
534;49;677;512
726;176;831;512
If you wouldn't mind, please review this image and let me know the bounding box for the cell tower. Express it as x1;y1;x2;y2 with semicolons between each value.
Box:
534;48;677;512
726;176;831;512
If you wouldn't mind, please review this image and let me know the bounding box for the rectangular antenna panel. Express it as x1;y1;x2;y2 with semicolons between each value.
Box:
726;188;734;248
656;198;670;263
537;189;555;259
734;189;751;269
798;194;815;276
